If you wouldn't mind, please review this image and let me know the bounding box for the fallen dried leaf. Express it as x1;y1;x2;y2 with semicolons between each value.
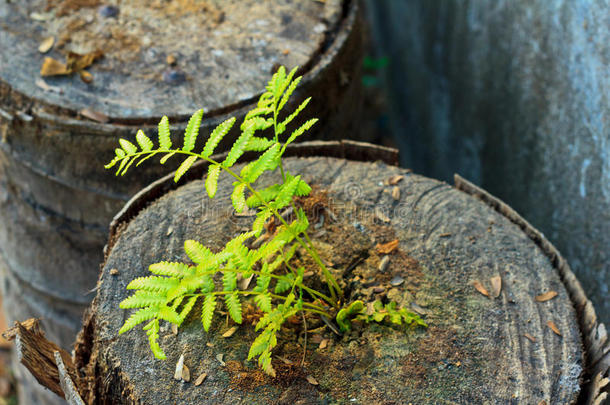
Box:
277;356;293;365
38;37;55;54
205;342;214;348
523;333;537;343
109;268;119;276
181;364;190;382
66;50;104;72
222;326;237;338
378;255;390;272
473;280;489;297
546;321;561;336
376;239;399;254
79;70;93;83
194;372;207;386
80;108;109;123
535;291;558;302
40;57;70;76
166;54;177;66
319;338;328;350
35;78;63;94
171;324;178;335
538;401;547;405
439;232;452;237
306;375;319;385
375;208;390;223
216;353;225;366
391;186;400;200
388;175;404;185
490;275;502;298
174;354;185;381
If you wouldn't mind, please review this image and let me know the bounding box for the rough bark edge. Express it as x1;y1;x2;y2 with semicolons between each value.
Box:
454;174;609;405
0;1;358;126
104;140;398;259
1;319;83;400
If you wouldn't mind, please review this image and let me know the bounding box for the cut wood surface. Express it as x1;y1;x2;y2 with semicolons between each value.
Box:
77;156;584;404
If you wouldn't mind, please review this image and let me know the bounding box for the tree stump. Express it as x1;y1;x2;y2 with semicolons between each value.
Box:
73;150;594;403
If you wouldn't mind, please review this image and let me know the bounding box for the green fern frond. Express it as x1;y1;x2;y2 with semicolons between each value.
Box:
184;240;213;265
205;164;221;198
270;175;301;210
274;275;293;294
223;123;255;167
246;184;281;208
201;294;217;332
183;109;204;152
277;97;311;134
157;306;182;325
160;151;177;164
252;209;273;235
254;292;272;313
245;106;273;121
126;276;180;293
225;292;242;324
222;271;237;291
119;307;158;334
231;183;247;212
178;296;198;322
120;291;166;309
149;261;190;278
158;116;172;150
203;117;236;157
174;155;198;182
283;118;318;148
277;74;301;114
240;142;281;183
258;350;276;377
119;138;138;154
143;319;166;359
136;130;154;152
245;137;275;152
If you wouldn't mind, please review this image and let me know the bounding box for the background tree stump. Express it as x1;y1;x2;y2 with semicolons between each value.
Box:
0;1;364;403
76;154;589;404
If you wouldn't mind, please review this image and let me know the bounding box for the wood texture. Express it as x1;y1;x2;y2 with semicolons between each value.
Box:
77;156;584;404
0;0;364;350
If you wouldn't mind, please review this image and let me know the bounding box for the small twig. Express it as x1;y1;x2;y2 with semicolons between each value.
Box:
301;311;307;366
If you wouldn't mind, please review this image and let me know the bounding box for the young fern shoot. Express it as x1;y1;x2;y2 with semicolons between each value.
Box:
106;66;425;377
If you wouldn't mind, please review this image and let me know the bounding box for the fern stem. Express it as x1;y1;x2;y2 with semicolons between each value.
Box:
118;149;343;306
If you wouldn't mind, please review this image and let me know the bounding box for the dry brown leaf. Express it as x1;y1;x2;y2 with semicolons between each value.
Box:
538;400;547;405
174;354;185;381
388;175;404;185
79;70;93;83
205;342;214;348
319;339;329;350
546;321;561;336
375;208;390;223
166;54;177;66
38;36;55;54
66;50;104;72
80;108;109;123
216;353;225;366
376;239;399;254
109;268;119;276
472;280;489;297
490;275;502;298
535;291;558;302
40;57;70;76
306;375;319;385
277;356;293;365
222;326;237;338
181;364;190;382
391;186;400;200
194;372;207;386
523;333;537;343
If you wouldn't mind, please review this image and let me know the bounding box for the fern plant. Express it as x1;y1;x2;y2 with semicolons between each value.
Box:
106;66;426;376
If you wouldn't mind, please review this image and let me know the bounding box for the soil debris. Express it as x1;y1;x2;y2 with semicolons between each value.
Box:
194;372;207;386
523;333;537;343
109;268;119;276
535;291;558;302
306;375;319;385
390;275;404;287
546;321;561;336
391;186;400;200
387;175;404;185
378;255;390;272
222;326;238;338
472;280;489;297
490;275;502;298
38;36;55;53
376;239;399;254
174;354;190;382
80;108;109;123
